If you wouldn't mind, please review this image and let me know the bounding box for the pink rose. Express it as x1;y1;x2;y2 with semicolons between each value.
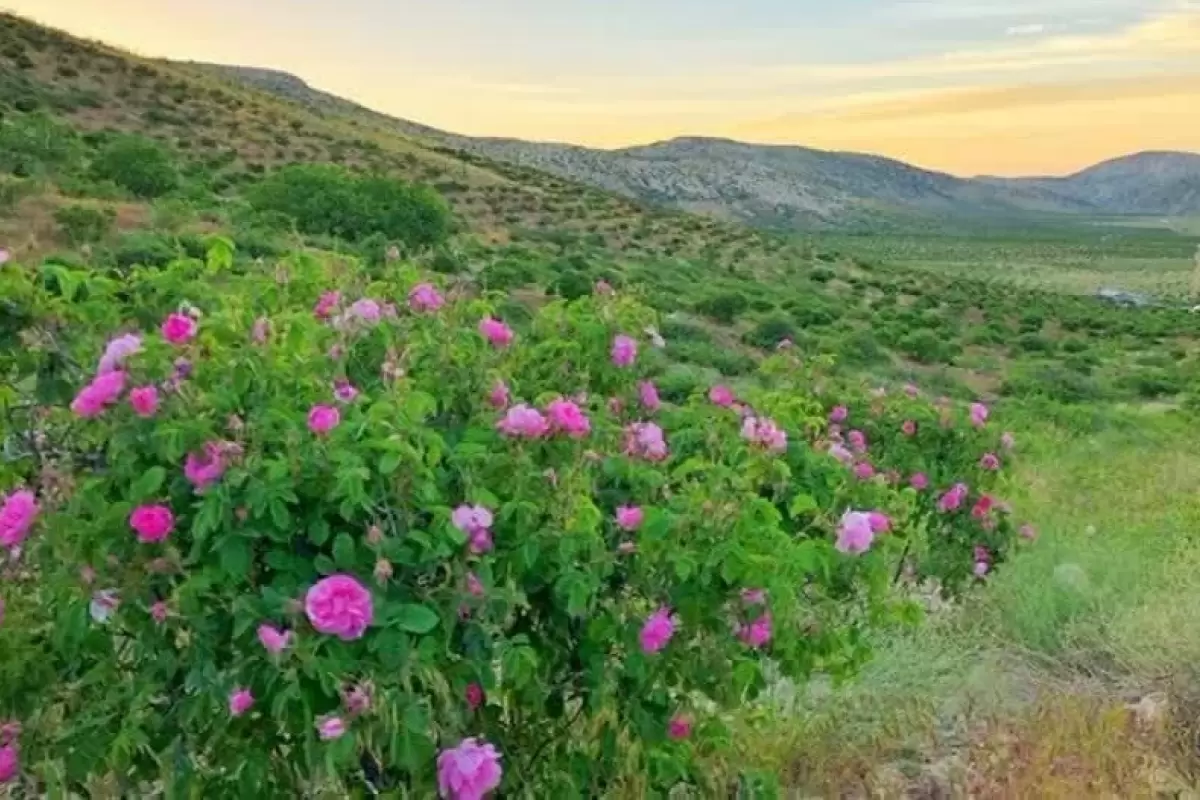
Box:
488;380;510;409
71;370;127;417
305;574;373;640
333;379;359;404
314;291;341;320
497;404;549;438
623;422;668;462
668;714;693;740
640;607;676;653
408;282;445;313
829;405;848;423
969;402;989;428
257;624;292;655
348;298;382;325
615;505;644;531
129;385;159;417
229;688;254;717
316;715;347;740
161;313;197;345
465;682;485;711
308;404;340;435
836;511;875;555
709;385;735;407
638;381;660;412
184;442;226;491
910;472;929;490
0;490;38;550
97;333;142;374
479;317;514;348
545;398;591;439
342;683;372;716
437;738;503;800
0;742;16;784
738;612;772;648
611;334;637;367
130;504;174;543
741;416;787;453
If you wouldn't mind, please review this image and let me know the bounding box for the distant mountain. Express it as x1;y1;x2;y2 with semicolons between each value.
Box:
184;63;1200;230
979;152;1200;217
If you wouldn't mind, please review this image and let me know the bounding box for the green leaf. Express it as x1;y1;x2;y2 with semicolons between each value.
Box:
308;519;332;546
378;452;402;475
391;603;440;634
332;532;356;570
220;537;251;579
130;466;166;502
788;492;818;518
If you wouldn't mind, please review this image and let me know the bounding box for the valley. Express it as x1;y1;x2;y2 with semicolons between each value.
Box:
1;9;1200;797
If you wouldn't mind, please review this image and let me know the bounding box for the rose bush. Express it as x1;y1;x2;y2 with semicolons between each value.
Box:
0;247;1022;795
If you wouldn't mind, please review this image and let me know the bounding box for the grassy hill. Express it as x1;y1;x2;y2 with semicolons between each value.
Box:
2;10;1200;410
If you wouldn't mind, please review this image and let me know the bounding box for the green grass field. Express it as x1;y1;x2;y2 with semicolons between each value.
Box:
712;411;1200;796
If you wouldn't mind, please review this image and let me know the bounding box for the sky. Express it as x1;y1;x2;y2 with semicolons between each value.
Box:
5;0;1200;176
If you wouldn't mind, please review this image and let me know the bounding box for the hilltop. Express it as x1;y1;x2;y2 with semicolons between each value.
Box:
187;64;1200;230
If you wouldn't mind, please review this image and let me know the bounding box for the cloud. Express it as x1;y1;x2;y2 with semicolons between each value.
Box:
1005;23;1048;35
745;7;1200;85
887;0;1157;21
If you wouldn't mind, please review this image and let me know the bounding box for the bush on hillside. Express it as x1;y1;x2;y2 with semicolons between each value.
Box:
52;203;115;245
89;134;180;199
0;111;84;177
246;164;451;250
693;292;748;324
0;250;1022;795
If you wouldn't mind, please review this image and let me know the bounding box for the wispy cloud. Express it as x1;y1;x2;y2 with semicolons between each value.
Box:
748;7;1200;85
1005;23;1048;35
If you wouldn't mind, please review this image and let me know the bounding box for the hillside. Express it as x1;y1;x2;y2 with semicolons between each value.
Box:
184;64;1200;230
0;13;789;269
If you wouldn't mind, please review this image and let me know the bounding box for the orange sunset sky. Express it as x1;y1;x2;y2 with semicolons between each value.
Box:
5;0;1200;176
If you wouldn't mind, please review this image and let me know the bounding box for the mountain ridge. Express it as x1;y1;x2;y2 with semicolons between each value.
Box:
183;62;1200;230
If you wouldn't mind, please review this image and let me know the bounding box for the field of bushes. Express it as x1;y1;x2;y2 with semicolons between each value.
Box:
3;9;1200;798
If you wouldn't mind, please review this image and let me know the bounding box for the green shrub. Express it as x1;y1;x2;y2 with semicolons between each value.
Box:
111;231;180;269
89;134;180;198
693;292;747;324
897;329;960;364
246;164;451;249
743;315;796;349
52;203;115;245
0;252;1020;795
0;111;83;177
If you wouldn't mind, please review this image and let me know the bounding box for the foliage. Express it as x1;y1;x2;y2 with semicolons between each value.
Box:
245;164;452;249
0;247;1020;795
52;203;114;245
0;111;83;177
89;134;180;199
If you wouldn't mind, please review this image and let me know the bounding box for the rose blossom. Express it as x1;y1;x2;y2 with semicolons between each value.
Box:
305;574;373;640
